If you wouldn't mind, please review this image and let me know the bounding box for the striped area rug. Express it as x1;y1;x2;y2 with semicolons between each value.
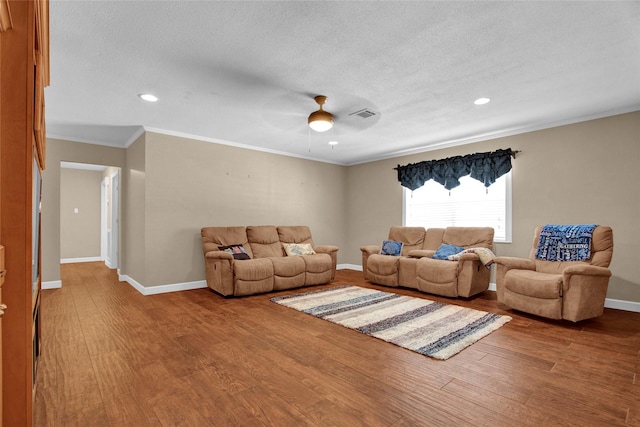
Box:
271;285;511;360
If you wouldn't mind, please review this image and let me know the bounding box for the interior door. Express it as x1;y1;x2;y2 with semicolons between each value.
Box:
109;172;119;270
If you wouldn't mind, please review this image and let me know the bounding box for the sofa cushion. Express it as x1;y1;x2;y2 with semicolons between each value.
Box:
442;227;494;249
380;240;403;256
416;258;460;297
270;256;306;290
417;258;459;284
233;258;274;281
283;242;316;256
201;226;254;259
505;270;562;299
277;226;315;245
423;228;446;250
247;225;283;258
367;253;401;276
301;253;332;273
271;256;306;277
388;226;425;255
300;253;332;285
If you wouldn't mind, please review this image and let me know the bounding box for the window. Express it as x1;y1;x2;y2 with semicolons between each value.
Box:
403;172;511;242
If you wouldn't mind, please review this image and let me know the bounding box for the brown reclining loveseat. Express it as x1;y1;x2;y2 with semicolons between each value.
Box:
361;226;495;298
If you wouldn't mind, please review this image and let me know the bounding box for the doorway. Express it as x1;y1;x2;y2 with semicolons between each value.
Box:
61;162;120;270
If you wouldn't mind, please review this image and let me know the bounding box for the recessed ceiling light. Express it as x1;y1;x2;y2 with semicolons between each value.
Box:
474;97;490;105
328;140;339;146
138;93;158;102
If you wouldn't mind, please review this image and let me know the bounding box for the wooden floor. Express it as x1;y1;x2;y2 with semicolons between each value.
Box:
34;262;640;426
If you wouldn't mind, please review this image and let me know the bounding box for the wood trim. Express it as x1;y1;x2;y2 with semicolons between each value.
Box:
0;0;46;425
34;0;48;85
33;0;48;169
0;0;12;32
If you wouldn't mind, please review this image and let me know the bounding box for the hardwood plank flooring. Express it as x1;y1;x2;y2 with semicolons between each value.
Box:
34;262;640;426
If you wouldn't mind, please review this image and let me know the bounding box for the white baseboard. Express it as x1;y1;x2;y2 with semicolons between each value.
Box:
60;257;103;264
119;274;207;296
115;267;640;313
604;298;640;312
338;263;362;271
42;280;62;289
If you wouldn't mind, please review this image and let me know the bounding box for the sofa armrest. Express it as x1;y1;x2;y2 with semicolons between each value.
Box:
203;251;234;296
360;245;380;256
563;264;612;278
314;245;339;254
456;253;480;262
407;249;436;258
562;265;612;322
360;245;381;280
205;250;233;261
494;256;535;271
493;256;535;303
314;245;339;280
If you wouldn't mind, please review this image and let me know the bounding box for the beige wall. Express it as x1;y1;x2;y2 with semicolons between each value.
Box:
140;132;348;286
59;168;103;259
43;111;640;302
346;111;640;302
41;139;126;283
123;134;146;283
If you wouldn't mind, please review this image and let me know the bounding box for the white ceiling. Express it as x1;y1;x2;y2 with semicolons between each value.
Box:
45;1;640;166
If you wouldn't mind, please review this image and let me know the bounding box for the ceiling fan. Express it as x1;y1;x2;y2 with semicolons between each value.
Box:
261;92;381;135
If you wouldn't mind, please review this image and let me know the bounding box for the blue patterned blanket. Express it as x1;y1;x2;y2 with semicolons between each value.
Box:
535;224;597;261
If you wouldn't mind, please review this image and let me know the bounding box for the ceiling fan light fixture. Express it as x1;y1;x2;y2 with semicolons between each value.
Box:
308;95;334;132
138;93;158;102
308;111;334;132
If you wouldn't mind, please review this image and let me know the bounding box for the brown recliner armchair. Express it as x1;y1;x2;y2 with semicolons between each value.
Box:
495;225;613;322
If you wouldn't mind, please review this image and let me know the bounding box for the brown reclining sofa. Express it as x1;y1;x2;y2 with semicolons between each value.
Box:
201;225;338;296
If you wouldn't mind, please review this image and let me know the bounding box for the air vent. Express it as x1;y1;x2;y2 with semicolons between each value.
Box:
349;108;377;119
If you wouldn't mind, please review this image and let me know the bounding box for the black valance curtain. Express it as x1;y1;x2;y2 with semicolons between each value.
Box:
397;148;514;191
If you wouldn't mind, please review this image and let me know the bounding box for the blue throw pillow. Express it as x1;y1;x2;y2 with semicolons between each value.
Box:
432;244;465;260
380;240;403;256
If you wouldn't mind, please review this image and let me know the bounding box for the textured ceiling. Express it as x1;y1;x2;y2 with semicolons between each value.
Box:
46;1;640;165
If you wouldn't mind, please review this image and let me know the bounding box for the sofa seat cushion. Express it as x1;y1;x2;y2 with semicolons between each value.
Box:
415;258;460;297
505;270;562;299
233;258;274;281
300;253;332;273
416;258;458;283
271;256;306;277
270;256;306;290
367;254;401;276
366;253;401;287
300;253;332;285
